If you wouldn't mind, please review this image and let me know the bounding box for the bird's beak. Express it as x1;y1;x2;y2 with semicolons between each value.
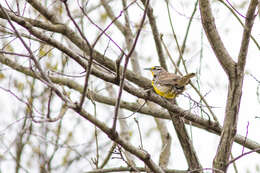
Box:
144;67;152;70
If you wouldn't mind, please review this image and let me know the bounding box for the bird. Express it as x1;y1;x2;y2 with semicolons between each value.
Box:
144;66;195;99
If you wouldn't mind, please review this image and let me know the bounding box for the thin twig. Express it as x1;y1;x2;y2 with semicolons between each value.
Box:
122;0;141;75
116;146;141;172
227;148;260;166
141;0;167;70
112;0;149;132
242;121;249;154
176;0;199;70
0;85;65;123
46;89;53;119
230;153;238;173
226;0;247;18
160;34;182;75
134;118;144;149
188;167;224;173
93;93;99;168
80;0;137;56
88;1;136;49
219;0;260;50
165;0;184;72
76;0;137;109
118;101;147;120
61;0;92;110
0;50;30;57
115;53;124;84
99;143;117;168
0;5;71;106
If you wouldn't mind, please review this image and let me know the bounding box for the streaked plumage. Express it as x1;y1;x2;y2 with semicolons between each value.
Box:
145;66;195;99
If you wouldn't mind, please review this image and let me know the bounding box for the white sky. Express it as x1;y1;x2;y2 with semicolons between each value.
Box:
0;0;259;172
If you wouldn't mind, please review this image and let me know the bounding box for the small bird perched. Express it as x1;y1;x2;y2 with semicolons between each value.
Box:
144;66;195;99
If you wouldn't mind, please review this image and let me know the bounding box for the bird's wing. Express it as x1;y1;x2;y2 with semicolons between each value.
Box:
156;73;181;86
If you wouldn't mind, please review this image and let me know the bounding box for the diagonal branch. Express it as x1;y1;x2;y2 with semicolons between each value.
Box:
112;0;149;132
61;0;93;110
218;1;260;50
140;0;167;70
0;5;71;107
153;110;172;169
168;109;202;171
210;0;259;172
75;108;165;173
0;58;164;173
1;53;260;155
121;0;141;75
237;0;258;72
100;0;127;34
199;0;236;78
25;0;60;24
0;6;152;89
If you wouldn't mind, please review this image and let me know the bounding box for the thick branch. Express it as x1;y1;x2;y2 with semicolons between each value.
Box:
0;53;260;154
212;0;258;172
75;109;164;173
199;0;236;77
86;166;186;173
0;8;151;89
169;110;202;172
25;0;60;24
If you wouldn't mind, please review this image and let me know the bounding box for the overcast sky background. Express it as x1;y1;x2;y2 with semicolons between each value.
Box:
0;0;259;172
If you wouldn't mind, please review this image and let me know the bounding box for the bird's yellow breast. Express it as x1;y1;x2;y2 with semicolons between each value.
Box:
151;81;176;99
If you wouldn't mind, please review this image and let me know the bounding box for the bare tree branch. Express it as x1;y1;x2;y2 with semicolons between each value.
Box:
237;0;258;72
61;0;93;110
100;0;127;34
0;5;71;107
0;7;152;89
85;166;186;173
121;0;141;74
1;53;260;155
199;0;236;77
112;0;149;132
169;110;202;172
140;0;167;70
74;108;165;173
154;117;172;169
25;0;60;24
0;1;259;172
199;0;259;172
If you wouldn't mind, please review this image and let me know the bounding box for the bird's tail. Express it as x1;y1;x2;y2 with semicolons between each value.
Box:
177;73;195;87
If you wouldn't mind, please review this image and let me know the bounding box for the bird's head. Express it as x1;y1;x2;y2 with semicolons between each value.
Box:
144;66;165;76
